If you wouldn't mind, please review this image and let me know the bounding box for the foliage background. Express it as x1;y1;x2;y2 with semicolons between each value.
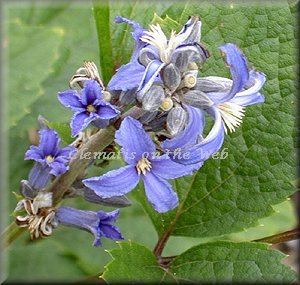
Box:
2;0;297;282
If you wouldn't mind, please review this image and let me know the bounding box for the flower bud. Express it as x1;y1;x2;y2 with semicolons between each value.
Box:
139;111;159;124
103;90;112;102
183;90;214;109
161;63;181;91
19;180;37;199
194;77;232;93
160;97;174;111
166;105;187;136
142;85;165;112
179;72;197;89
119;88;137;105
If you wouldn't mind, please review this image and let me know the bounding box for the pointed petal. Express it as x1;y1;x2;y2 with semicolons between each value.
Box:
83;165;139;198
98;209;120;223
49;161;69;176
137;59;166;98
230;70;266;106
207;43;249;104
107;62;146;92
100;224;124;240
25;145;44;162
142;172;178;213
161;106;205;150
70;112;94;137
57;90;85;112
115;117;156;163
80;80;103;105
174;106;225;165
39;129;60;156
56;146;76;161
177;16;202;44
97;101;120;119
28;163;51;189
151;154;199;179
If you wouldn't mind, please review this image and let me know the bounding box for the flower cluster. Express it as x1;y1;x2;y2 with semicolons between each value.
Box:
14;15;265;246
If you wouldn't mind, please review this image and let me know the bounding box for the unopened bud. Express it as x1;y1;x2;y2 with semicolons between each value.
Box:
119;88;137;105
160;97;174;111
142;85;165;112
183;90;214;109
139;111;159;124
103;90;112;102
19;180;37;199
166;105;187;136
181;72;197;89
161;63;181;91
194;77;232;93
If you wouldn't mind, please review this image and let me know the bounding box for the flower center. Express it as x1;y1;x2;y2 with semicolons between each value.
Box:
218;102;245;134
86;104;97;113
136;158;152;175
45;155;54;163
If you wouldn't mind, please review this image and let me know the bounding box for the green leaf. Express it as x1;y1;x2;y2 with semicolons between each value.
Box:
102;241;296;283
47;122;73;145
92;0;114;84
134;2;297;239
151;13;181;34
7;20;63;127
102;241;171;283
169;241;296;283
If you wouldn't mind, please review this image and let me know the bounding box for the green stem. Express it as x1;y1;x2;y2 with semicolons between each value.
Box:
1;223;26;249
254;229;300;244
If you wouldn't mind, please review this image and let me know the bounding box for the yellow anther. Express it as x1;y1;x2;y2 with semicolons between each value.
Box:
136;158;152;176
45;155;54;163
86;104;97;113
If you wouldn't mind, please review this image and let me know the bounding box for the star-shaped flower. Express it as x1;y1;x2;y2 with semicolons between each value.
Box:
83;117;199;213
58;79;120;137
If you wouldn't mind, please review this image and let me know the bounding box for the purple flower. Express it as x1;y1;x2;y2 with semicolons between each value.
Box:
58;79;120;137
25;129;76;188
107;17;147;92
163;43;266;165
55;207;123;246
83;117;199;213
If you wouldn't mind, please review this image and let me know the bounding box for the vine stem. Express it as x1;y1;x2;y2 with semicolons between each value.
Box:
254;229;300;244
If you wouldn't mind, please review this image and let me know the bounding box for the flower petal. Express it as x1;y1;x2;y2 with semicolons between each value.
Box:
207;43;249;104
28;162;51;189
83;165;139;198
174;106;225;165
80;80;103;105
115;117;156;163
100;224;124;241
107;62;146;92
39;129;60;156
98;209;120;223
137;59;166;98
161;105;205;150
177;16;202;44
25;145;44;162
57;90;85;112
97;101;120;119
49;161;69;176
142;172;178;213
151;154;200;179
55;145;76;162
230;70;266;106
70;112;94;137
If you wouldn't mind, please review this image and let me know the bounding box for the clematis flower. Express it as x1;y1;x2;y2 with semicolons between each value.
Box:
107;17;147;92
58;79;120;137
163;43;266;165
137;16;209;97
83;117;199;213
25;129;76;189
55;207;123;247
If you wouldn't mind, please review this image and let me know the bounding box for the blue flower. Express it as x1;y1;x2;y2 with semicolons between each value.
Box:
107;17;147;92
137;16;209;97
58;79;120;137
55;207;123;246
83;117;199;213
162;43;266;165
25;129;76;189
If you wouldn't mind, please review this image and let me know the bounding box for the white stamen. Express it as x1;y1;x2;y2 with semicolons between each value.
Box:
141;24;187;63
218;102;245;134
136;158;152;175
